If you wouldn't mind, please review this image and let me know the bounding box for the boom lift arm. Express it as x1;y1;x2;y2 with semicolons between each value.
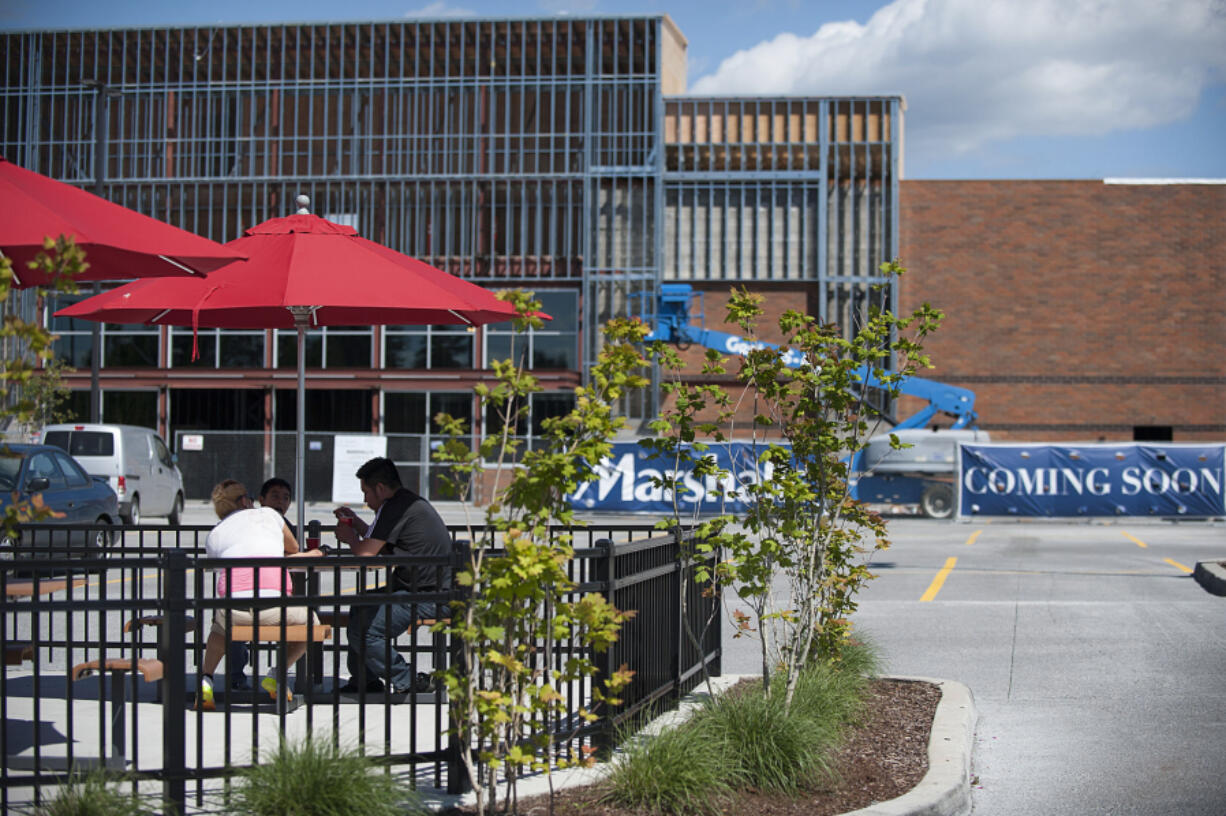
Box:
644;284;978;430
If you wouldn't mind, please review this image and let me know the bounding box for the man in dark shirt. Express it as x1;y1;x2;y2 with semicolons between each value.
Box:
333;457;453;694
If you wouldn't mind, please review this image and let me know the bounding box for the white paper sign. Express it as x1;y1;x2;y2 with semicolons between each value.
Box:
182;434;204;451
331;435;388;504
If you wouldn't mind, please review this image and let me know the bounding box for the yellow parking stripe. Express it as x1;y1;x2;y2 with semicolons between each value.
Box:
1164;558;1193;574
1121;531;1147;548
965;530;982;546
920;557;958;602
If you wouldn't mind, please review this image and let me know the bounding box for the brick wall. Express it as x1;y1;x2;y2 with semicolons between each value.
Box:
899;180;1226;441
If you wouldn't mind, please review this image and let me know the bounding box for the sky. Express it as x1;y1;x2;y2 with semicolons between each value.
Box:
2;0;1223;180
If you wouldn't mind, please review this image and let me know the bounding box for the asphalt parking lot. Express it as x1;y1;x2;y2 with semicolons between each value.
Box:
799;518;1226;816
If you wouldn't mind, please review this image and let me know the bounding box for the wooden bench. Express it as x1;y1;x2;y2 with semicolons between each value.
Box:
70;658;165;769
5;642;34;665
121;615;198;702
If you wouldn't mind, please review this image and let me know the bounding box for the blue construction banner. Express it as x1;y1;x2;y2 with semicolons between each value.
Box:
566;442;775;514
957;443;1226;518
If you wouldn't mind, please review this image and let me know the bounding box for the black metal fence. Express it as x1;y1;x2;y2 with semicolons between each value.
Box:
1;521;720;814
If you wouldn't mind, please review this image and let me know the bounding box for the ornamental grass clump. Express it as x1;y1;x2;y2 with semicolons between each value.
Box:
233;737;420;816
600;717;743;815
605;640;881;806
698;681;836;794
701;639;882;793
789;638;880;728
26;769;155;816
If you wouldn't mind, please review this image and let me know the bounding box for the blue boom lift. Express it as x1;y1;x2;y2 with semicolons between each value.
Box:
643;284;988;518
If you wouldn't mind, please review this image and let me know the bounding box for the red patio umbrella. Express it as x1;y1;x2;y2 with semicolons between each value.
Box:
0;156;243;287
57;199;541;534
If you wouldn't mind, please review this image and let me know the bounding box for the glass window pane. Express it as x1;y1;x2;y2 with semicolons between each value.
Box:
385;335;428;369
172;334;217;367
104;335;158;367
171;388;263;431
485;401;527;436
485;334;514;365
325;335;371;368
53;334;93;368
531;392;577;436
531;335;577;369
275;388;367;432
63;391;88;422
535;291;578;333
384;392;427;433
431;392;473;432
102;391;158;428
430;334;473;368
48;303;89;333
277;333;323;368
218;334;265;369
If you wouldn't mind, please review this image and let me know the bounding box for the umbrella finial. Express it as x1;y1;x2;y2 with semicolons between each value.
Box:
296;194;310;214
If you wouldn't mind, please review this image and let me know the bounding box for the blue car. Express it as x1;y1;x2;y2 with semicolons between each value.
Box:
0;443;120;555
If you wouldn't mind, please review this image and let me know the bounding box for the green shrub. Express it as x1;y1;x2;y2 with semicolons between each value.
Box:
27;769;155;816
600;718;743;815
790;638;880;728
697;684;835;794
604;640;881;806
233;737;420;816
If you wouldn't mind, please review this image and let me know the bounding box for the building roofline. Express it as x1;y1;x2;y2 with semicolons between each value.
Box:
0;13;673;35
666;94;906;102
1103;178;1226;185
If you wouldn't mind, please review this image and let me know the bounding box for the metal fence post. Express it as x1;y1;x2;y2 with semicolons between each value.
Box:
709;531;722;678
160;550;188;814
445;541;472;795
670;526;683;703
593;538;617;754
299;519;322;693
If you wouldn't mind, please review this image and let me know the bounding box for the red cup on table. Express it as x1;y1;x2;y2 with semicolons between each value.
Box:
305;519;322;550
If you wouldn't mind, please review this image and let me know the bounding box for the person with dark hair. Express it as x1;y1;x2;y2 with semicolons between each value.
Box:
333;456;453;695
227;476;297;690
258;477;294;532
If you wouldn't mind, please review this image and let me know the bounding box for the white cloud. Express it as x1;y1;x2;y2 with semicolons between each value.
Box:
403;2;476;17
688;0;1226;164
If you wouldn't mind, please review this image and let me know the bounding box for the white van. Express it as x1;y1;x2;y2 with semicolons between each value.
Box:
38;424;185;525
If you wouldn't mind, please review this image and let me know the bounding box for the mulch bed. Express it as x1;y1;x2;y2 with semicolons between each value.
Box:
442;677;941;816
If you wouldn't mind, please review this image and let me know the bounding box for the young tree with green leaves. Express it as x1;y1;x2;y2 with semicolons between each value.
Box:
1;236;85;541
709;260;942;708
638;261;941;711
432;292;651;815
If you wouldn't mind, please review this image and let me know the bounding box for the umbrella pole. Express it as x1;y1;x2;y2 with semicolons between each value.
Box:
292;314;308;540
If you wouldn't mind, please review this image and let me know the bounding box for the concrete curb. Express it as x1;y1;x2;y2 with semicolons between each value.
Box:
1192;560;1226;596
429;674;977;816
842;677;977;816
